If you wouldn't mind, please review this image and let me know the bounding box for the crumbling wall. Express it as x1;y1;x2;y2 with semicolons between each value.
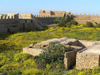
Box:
64;46;83;69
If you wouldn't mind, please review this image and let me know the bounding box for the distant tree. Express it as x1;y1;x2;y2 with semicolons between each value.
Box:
54;17;70;25
96;24;100;28
86;22;94;27
71;20;78;25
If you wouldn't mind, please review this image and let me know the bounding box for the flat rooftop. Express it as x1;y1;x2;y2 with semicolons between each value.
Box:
79;44;100;54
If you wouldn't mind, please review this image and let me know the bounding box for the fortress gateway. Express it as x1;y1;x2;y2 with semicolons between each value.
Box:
0;10;100;34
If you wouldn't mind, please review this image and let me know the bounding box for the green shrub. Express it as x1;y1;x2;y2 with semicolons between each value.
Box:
54;17;70;24
35;42;73;68
86;22;94;27
33;42;37;45
96;24;100;28
12;25;18;27
66;22;72;28
71;20;78;25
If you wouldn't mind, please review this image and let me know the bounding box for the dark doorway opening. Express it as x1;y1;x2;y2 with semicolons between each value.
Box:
31;20;33;23
23;23;25;30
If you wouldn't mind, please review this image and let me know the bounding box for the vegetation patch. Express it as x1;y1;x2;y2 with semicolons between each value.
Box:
0;24;100;74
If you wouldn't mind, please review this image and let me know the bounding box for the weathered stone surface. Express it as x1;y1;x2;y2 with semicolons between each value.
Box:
29;44;34;48
64;46;83;69
23;47;43;56
60;39;79;46
23;37;100;69
79;40;97;47
76;43;100;69
34;37;79;47
24;37;84;57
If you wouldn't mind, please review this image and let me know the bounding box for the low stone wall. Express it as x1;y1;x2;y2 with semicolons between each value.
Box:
23;47;43;56
64;46;83;69
79;40;97;47
76;53;100;69
76;42;100;69
64;51;76;69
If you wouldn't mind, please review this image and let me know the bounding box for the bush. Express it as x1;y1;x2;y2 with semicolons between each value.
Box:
12;25;18;27
71;20;78;25
96;24;100;28
33;42;37;45
35;42;73;68
54;17;70;24
66;22;72;28
86;22;94;27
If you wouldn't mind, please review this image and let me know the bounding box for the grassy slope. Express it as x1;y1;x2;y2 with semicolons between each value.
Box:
0;24;100;75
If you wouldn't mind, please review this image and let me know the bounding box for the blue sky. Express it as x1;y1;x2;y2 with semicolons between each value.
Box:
0;0;100;15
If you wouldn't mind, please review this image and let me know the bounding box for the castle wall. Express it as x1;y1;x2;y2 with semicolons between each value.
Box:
39;10;51;16
0;27;8;34
35;17;56;24
19;14;33;19
39;10;71;17
72;14;100;24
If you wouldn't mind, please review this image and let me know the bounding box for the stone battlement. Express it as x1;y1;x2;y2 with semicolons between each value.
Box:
39;10;71;17
72;13;100;17
0;13;19;19
0;13;33;20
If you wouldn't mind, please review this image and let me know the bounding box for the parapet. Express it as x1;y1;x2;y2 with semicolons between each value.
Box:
19;14;33;19
39;10;71;17
0;13;19;19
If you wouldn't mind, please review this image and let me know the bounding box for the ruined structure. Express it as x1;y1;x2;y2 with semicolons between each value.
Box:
1;10;100;34
72;14;100;24
76;41;100;69
39;10;71;17
34;10;100;24
23;37;100;69
0;13;43;34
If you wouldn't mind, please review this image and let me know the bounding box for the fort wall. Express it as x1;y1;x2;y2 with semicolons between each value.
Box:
72;14;100;24
39;10;71;17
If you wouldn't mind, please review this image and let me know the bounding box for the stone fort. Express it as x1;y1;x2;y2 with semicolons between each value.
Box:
0;10;100;34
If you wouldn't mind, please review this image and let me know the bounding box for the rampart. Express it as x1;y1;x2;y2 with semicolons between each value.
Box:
1;10;100;34
71;14;100;24
0;13;43;34
35;10;100;24
39;10;71;17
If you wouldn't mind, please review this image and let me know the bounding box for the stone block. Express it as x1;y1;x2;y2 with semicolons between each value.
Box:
76;43;100;69
60;39;79;46
23;47;43;56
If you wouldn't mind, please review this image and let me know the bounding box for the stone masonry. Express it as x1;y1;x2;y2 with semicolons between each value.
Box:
23;37;86;69
76;42;100;69
23;37;100;69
